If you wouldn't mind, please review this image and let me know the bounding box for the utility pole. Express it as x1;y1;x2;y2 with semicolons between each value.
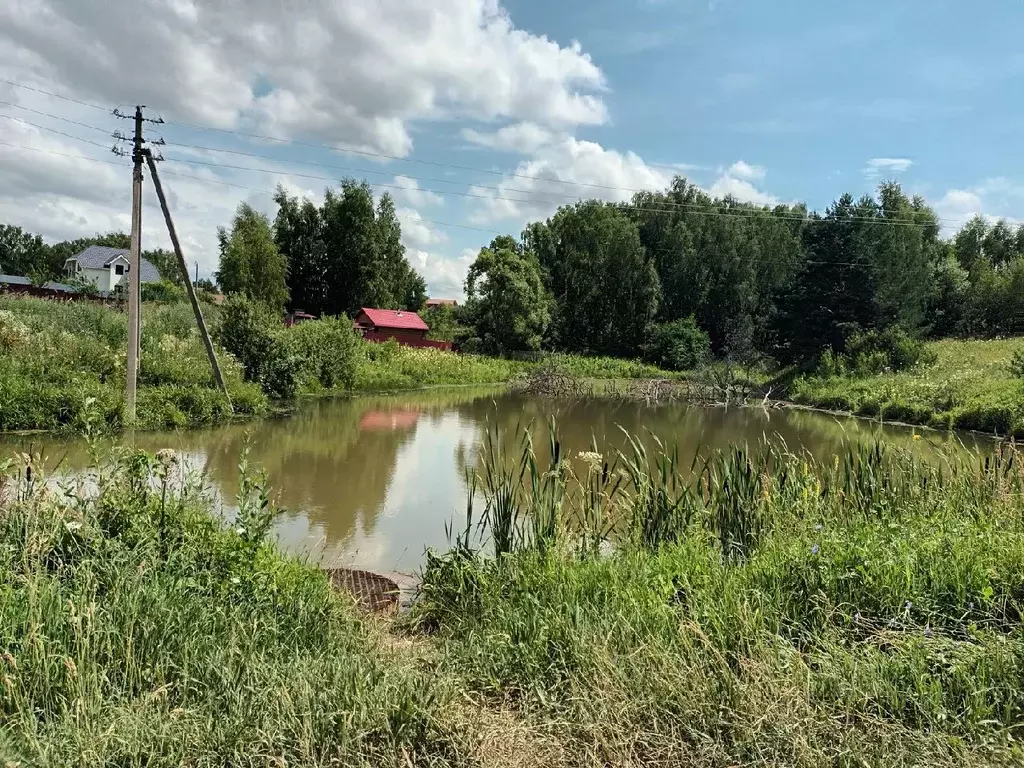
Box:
145;149;232;408
125;106;144;424
114;106;164;425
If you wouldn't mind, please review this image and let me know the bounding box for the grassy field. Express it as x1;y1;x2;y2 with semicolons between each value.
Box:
354;339;526;391
790;338;1024;437
3;420;1024;765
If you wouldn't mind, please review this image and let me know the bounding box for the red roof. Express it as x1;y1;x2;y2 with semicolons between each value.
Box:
358;307;429;332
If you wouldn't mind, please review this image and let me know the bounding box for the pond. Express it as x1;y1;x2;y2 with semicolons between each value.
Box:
1;387;992;577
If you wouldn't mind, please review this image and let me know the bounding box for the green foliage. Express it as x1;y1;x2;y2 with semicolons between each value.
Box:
794;338;1024;436
1008;347;1024;379
141;278;186;303
642;316;710;371
0;295;264;432
842;327;937;374
413;425;1024;765
281;315;361;391
274;182;426;317
464;236;550;353
0;449;455;765
420;304;471;343
216;203;289;311
354;341;525;391
215;295;298;399
527;201;660;357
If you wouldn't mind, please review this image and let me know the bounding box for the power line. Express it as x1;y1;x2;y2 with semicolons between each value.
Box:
0;112;112;150
0;100;112;135
155;166;874;268
0;138;897;270
0;77;978;228
161;152;949;229
0;140;127;166
2;77;681;194
0;78;110;112
160;139;965;227
0;110;962;231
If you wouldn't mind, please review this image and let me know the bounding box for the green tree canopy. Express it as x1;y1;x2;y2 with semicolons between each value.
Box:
217;203;289;311
273;181;426;317
526;202;659;357
464;236;550;353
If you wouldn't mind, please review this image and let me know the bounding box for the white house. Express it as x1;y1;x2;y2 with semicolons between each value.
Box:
64;245;161;294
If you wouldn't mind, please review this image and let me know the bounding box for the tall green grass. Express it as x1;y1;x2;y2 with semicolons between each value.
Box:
354;339;525;391
0;296;265;432
413;424;1024;766
791;338;1024;437
0;437;460;766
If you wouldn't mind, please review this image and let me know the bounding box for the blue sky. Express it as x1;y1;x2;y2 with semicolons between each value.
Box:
1;0;1022;298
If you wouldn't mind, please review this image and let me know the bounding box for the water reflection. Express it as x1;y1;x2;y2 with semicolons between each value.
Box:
1;389;992;573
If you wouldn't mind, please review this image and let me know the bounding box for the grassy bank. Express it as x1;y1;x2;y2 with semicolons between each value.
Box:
0;296;266;433
4;422;1024;765
0;295;679;434
790;338;1024;437
354;339;526;391
413;426;1024;766
0;442;462;766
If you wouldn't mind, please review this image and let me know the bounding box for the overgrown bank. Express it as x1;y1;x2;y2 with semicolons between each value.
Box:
0;295;677;434
413;426;1024;766
5;426;1024;766
789;337;1024;437
0;443;461;765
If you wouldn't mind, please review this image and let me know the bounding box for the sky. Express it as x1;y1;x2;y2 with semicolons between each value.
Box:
1;0;1022;300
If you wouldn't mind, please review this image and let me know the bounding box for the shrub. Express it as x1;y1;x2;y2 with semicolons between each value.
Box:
643;317;710;372
1009;347;1024;378
282;316;360;391
141;279;187;303
216;296;280;382
844;327;936;374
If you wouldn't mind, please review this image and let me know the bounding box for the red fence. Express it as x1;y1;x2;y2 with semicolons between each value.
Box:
361;331;452;351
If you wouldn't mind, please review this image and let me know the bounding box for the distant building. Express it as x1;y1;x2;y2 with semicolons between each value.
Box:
64;245;160;294
425;298;458;308
354;307;430;341
285;310;316;327
353;307;452;350
0;273;81;298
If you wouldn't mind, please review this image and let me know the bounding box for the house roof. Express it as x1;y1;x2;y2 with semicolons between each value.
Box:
358;307;429;331
425;298;458;307
66;245;161;283
0;274;80;293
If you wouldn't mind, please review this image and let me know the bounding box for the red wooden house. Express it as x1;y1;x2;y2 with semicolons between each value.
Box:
353;307;452;350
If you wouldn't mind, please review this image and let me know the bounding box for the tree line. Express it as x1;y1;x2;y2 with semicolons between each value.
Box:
215;180;426;316
4;174;1024;371
460;177;1024;367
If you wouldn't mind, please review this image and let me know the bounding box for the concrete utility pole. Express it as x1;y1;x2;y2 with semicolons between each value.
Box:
125;106;144;424
145;149;232;409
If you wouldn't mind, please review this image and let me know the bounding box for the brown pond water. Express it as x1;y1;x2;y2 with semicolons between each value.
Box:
0;387;992;575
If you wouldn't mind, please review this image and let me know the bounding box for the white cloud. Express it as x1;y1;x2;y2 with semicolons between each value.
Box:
864;157;913;177
397;208;448;250
933;183;1023;236
409;247;476;300
462;121;557;154
391;176;443;207
707;174;780;206
726;160;765;182
0;0;608;157
469;136;672;223
0;0;613;274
